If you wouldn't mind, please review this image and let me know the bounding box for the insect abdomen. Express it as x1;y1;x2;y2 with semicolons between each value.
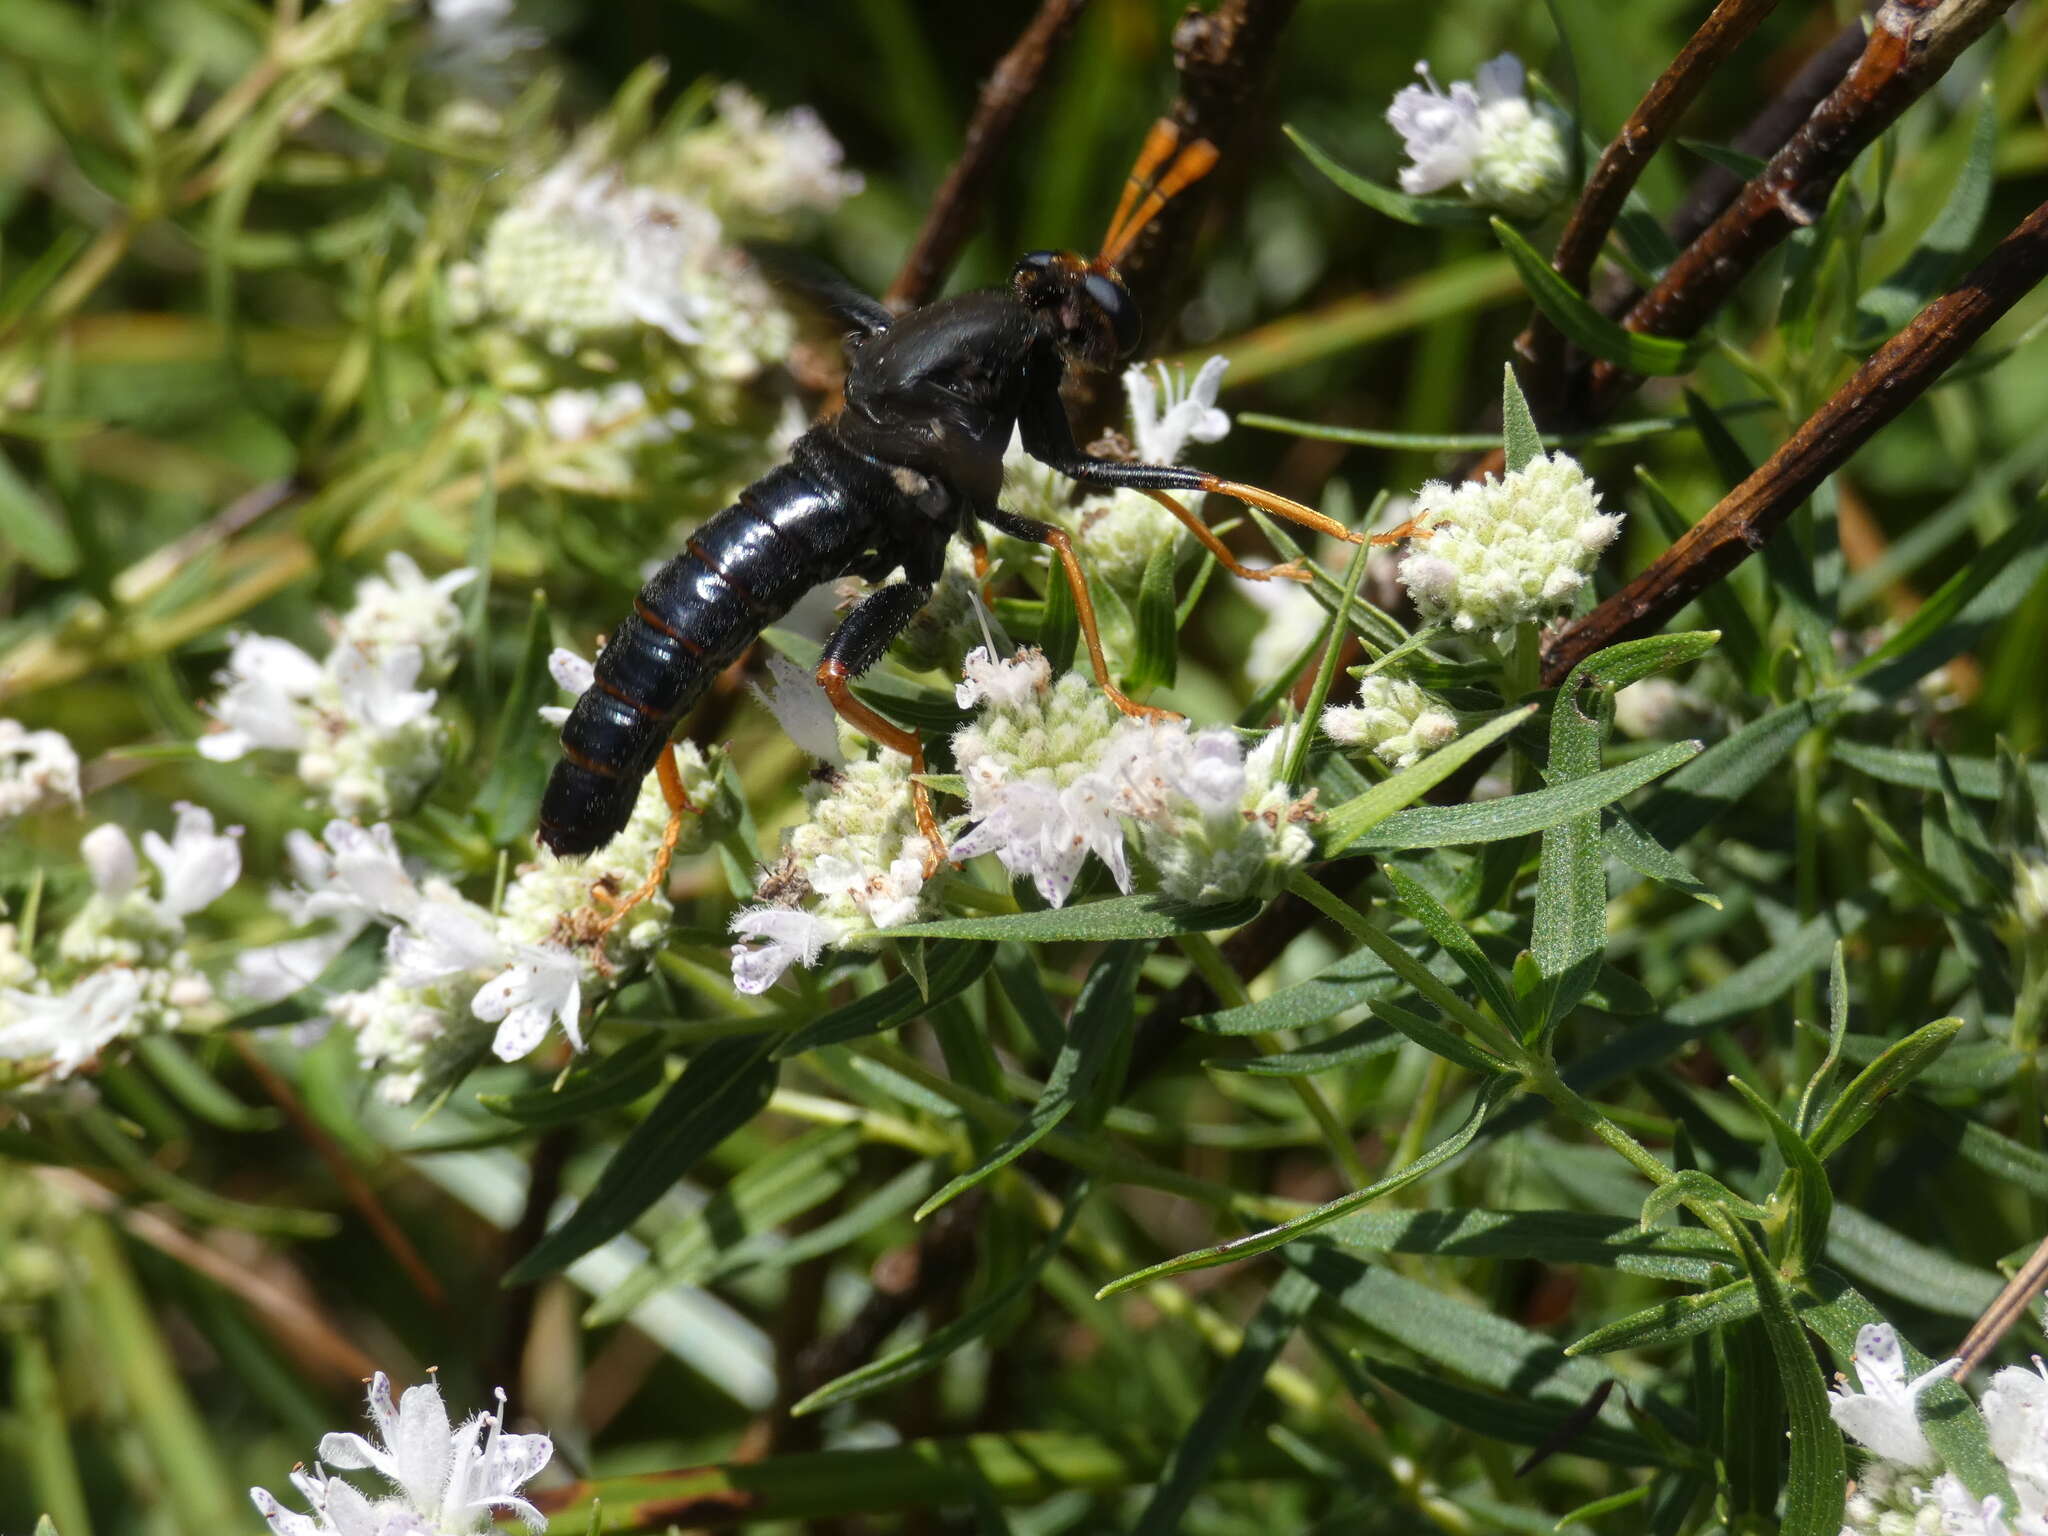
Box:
537;449;873;856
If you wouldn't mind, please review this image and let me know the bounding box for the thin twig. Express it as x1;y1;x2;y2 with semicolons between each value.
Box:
1517;0;1786;392
228;1032;450;1310
1069;0;1302;435
885;0;1093;312
1585;0;2018;406
1954;1230;2048;1380
1543;194;2048;682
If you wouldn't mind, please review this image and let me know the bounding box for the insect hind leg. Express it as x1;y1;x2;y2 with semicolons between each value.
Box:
592;745;700;945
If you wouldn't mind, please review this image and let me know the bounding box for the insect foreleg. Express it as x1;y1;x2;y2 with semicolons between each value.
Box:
977;505;1178;725
1135;489;1311;583
814;581;951;875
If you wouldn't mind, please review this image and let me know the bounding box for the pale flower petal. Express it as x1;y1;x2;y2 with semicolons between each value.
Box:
473;944;585;1059
140;802;243;919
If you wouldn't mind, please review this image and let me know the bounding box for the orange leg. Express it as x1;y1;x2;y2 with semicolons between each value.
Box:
1140;489;1312;583
593;745;697;942
1370;517;1434;547
1197;473;1367;546
1102;118;1182;259
1033;525;1179;723
817;659;950;877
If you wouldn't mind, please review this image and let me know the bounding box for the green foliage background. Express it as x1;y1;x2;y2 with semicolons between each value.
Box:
3;0;2048;1533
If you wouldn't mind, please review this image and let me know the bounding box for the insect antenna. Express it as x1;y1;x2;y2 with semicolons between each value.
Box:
1097;119;1220;270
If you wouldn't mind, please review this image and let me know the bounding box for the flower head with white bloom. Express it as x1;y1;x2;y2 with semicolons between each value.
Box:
1388;54;1572;218
1395;451;1621;637
1323;675;1460;770
250;1370;551;1536
198;553;473;818
749;651;849;765
0;719;82;821
1830;1322;1958;1471
656;84;864;232
1135;725;1316;904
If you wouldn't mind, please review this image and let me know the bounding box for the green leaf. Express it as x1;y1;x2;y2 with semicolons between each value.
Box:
1726;1079;1832;1276
1604;811;1720;907
1856;503;2048;693
1568;1278;1760;1356
1795;943;1852;1135
1318;705;1535;855
471;590;556;844
1809;1015;1962;1159
1831;741;2048;803
1728;1221;1845;1536
1286;535;1373;785
792;1186;1088;1416
1368;998;1512;1077
1720;1314;1784;1523
1370;1359;1661;1466
1636;691;1852;847
1126;535;1179;694
1315;1206;1731;1282
1856;86;1994;338
1824;1203;2000;1320
507;1036;777;1284
1382;866;1522;1036
1039;545;1078;676
1633;467;1764;682
1203;1018;1400;1076
0;451;79;576
1345;741;1700;853
1237;405;1775;453
131;1036;279;1132
477;1034;669;1126
917;943;1140;1219
774;941;993;1058
1188;946;1398;1035
1130;1268;1318;1535
1491;217;1710;376
585;1125;864;1325
1677;138;1768;178
889;893;1261;942
1500;363;1544;474
1284;123;1492;228
1096;1077;1513;1296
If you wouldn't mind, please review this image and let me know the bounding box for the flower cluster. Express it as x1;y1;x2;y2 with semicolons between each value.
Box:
1323;675;1460;769
251;1371;551;1536
0;718;81;821
1388;53;1572;218
654;84;865;233
1830;1317;2048;1535
199;554;475;819
1395;451;1621;636
0;806;241;1081
947;648;1315;909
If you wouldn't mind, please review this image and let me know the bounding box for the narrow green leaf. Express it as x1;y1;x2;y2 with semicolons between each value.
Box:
131;1036;278;1132
918;944;1140;1219
1633;467;1764;682
1319;705;1535;854
792;1187;1088;1416
1097;1077;1513;1296
1368;1360;1661;1466
507;1036;777;1284
1720;1314;1784;1523
1131;1269;1319;1535
1347;741;1700;853
1568;1279;1760;1356
1237;404;1775;453
1678;138;1768;178
1285;535;1373;785
1824;1203;2001;1320
1856;504;2048;691
1284;124;1492;228
1383;865;1522;1033
1368;998;1512;1076
1491;217;1710;375
1904;1097;2048;1199
1856;86;1994;337
478;1034;669;1126
1316;1206;1731;1281
1636;691;1852;847
1666;894;1879;1029
1040;545;1078;675
472;590;555;844
1127;536;1179;693
1203;1018;1400;1075
1726;1079;1833;1276
585;1126;864;1325
1604;811;1720;907
1796;943;1852;1135
888;893;1260;942
1727;1222;1846;1536
1500;363;1543;474
774;941;992;1058
1188;945;1397;1035
1809;1016;1963;1159
0;451;80;576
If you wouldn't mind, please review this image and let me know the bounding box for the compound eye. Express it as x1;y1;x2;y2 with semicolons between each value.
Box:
1013;249;1059;281
1083;271;1141;357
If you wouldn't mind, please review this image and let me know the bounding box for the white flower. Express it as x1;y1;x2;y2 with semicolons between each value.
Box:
387;887;505;989
1124;355;1230;465
1137;725;1316;904
538;646;596;729
1830;1323;1958;1471
473;944;584;1060
142;803;243;921
729;907;843;994
956;645;1052;712
0;719;82;820
1982;1358;2048;1521
1388;54;1571;218
251;1370;551;1536
0;968;146;1077
82;823;141;905
661;84;863;230
197;635;325;761
1323;675;1460;769
337;553;476;683
1395;451;1622;636
751;652;846;764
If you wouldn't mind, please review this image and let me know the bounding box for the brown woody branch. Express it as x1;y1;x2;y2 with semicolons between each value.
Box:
1542;194;2048;683
1517;0;1786;394
885;0;1092;311
1585;0;2016;407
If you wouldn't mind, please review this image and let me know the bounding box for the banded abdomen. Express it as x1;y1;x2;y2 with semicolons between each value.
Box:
538;434;881;855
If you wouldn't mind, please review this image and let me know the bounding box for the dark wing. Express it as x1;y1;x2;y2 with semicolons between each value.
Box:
744;242;893;338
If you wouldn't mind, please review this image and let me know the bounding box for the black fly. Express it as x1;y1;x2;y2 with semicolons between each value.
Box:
539;121;1364;927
